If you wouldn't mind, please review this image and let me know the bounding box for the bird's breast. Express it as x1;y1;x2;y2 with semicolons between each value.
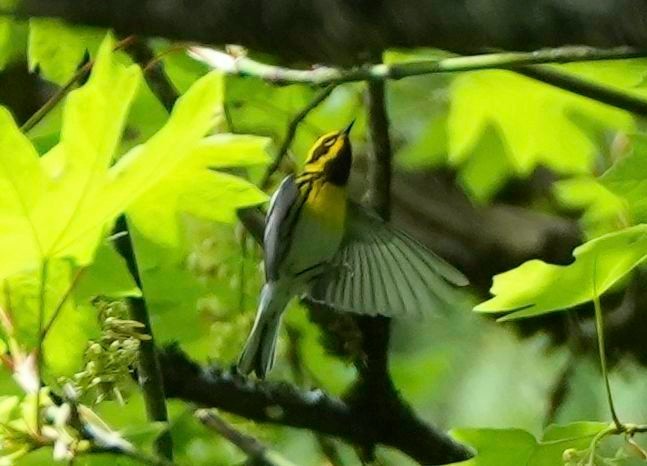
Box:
302;181;347;231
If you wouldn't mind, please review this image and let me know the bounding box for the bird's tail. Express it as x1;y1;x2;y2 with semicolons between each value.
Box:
238;283;289;378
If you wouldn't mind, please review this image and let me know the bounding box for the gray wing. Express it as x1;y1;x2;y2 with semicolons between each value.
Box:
263;175;302;281
307;202;468;318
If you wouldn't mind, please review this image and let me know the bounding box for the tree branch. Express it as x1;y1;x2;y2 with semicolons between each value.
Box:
196;410;297;466
159;345;472;465
193;47;647;116
127;39;179;112
113;216;174;461
517;64;647;116
19;0;647;63
190;46;646;85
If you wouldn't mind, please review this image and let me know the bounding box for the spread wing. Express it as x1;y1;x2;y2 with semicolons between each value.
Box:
307;202;468;318
263;175;302;281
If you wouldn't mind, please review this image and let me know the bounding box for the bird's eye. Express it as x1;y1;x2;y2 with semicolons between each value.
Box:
323;137;336;148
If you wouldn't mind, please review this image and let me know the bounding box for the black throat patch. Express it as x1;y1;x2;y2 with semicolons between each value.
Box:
325;141;352;186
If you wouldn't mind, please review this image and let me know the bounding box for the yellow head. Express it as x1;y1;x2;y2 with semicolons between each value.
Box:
304;121;354;186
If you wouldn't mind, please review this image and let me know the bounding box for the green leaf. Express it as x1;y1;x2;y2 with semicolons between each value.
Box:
0;34;226;282
127;134;268;246
602;134;647;223
456;125;512;202
28;18;104;84
450;428;536;466
119;421;168;449
0;34;141;280
3;260;101;377
187;134;271;168
448;68;634;177
0;17;22;71
475;225;647;319
75;242;141;301
531;422;608;466
554;176;628;238
0;105;44;280
451;423;609;466
0;35;227;377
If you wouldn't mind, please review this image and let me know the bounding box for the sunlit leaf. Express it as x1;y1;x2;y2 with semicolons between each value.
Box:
28;18;103;84
456;125;511;202
0;34;225;282
602;134;647;223
448;68;634;177
475;225;647;319
450;428;536;466
554;176;628;238
451;423;608;466
126;133;269;245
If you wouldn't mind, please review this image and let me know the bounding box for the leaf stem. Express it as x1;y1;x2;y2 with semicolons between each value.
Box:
591;259;622;430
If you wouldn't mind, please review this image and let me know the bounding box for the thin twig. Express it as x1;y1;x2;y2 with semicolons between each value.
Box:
20;61;92;133
518;65;647;116
20;35;137;133
191;45;646;85
195;409;296;466
260;84;336;189
115;39;179;460
113;217;174;461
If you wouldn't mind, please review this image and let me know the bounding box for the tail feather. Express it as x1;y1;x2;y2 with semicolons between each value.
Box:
238;283;288;378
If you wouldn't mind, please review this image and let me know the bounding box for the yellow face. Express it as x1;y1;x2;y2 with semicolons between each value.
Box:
304;128;353;185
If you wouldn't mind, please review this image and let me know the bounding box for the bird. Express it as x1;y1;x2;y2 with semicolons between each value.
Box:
237;122;468;378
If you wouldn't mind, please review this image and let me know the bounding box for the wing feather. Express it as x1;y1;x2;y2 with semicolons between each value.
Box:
372;228;418;318
308;202;467;317
263;175;302;281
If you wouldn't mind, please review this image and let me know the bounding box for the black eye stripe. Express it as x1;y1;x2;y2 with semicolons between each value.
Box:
310;136;337;161
310;143;328;161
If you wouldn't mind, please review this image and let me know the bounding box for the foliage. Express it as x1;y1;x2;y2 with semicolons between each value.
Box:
0;14;645;466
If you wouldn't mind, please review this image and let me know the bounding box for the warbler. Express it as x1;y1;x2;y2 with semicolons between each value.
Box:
238;122;468;378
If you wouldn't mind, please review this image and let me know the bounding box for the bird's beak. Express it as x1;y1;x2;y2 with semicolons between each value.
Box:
342;119;355;136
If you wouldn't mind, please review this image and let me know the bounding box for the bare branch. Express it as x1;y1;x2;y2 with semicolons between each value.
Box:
159;345;473;465
190;46;646;85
